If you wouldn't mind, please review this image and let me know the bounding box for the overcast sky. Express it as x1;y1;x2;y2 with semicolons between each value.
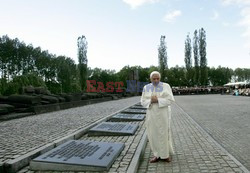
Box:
0;0;250;71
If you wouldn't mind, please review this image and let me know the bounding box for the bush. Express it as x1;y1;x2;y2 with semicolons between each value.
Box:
1;74;46;96
0;78;7;96
26;73;46;87
46;81;61;94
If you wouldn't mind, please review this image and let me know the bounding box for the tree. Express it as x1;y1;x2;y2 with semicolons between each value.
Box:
89;67;118;86
77;35;88;91
234;68;250;82
138;67;150;83
0;35;83;95
184;33;193;86
199;28;208;86
158;35;168;81
166;65;186;87
208;66;232;86
55;56;80;93
193;30;200;85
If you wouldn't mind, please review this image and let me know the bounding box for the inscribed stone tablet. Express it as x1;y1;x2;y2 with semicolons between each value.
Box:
88;122;139;136
130;106;146;110
121;108;146;114
110;113;145;121
30;140;124;172
135;103;142;106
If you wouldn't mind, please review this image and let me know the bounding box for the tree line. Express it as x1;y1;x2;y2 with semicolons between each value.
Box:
0;35;80;95
158;28;209;86
0;34;250;96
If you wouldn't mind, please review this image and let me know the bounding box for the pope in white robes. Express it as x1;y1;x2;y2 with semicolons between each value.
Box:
141;71;175;163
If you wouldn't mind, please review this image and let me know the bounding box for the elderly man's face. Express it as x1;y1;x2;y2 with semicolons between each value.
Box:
151;74;160;85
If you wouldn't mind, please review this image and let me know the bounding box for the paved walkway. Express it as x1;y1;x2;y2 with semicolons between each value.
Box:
0;97;140;164
138;103;249;173
175;95;250;170
2;95;250;173
18;120;147;173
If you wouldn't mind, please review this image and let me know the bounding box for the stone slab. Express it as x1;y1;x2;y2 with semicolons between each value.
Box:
130;106;146;110
121;109;146;114
30;140;124;172
88;122;139;136
4;143;55;173
110;113;145;122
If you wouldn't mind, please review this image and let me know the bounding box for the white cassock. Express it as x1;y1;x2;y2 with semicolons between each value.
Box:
141;82;175;159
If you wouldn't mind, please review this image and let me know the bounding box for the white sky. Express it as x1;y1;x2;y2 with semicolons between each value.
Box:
0;0;249;71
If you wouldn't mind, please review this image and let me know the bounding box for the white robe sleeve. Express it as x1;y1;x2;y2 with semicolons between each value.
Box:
141;86;151;108
158;84;175;108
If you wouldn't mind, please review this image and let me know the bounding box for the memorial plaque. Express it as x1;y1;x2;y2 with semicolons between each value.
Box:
110;113;145;122
88;122;139;136
30;140;124;171
135;103;142;106
130;106;146;110
121;108;147;114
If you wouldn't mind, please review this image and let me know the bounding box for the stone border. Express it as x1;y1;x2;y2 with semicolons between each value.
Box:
2;103;136;173
127;130;147;173
0;97;117;121
33;97;114;114
176;103;250;173
78;117;146;172
0;112;35;121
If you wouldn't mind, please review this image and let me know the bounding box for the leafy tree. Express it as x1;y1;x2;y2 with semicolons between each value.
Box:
184;33;193;86
193;30;200;85
0;35;82;95
89;67;118;86
55;56;79;93
2;73;46;95
148;66;159;75
77;35;88;91
208;66;233;86
234;68;250;82
166;65;186;86
158;35;168;81
117;66;134;88
0;78;7;95
0;35;14;80
138;67;150;83
199;28;208;86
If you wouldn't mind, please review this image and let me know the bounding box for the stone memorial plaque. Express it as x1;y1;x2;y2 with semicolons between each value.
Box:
135;103;142;106
30;140;124;171
88;122;139;136
110;113;145;122
130;106;146;110
121;108;146;114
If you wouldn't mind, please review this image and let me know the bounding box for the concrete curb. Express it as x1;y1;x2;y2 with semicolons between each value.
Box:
127;130;148;173
176;103;250;173
3;102;137;173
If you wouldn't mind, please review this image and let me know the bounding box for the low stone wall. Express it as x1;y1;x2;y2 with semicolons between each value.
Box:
0;97;116;121
33;97;114;114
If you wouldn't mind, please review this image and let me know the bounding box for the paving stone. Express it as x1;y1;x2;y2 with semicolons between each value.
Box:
175;95;250;170
5;95;250;173
0;97;140;164
137;102;248;173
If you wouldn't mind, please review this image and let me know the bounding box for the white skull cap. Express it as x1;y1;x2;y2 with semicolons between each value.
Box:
150;71;161;79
